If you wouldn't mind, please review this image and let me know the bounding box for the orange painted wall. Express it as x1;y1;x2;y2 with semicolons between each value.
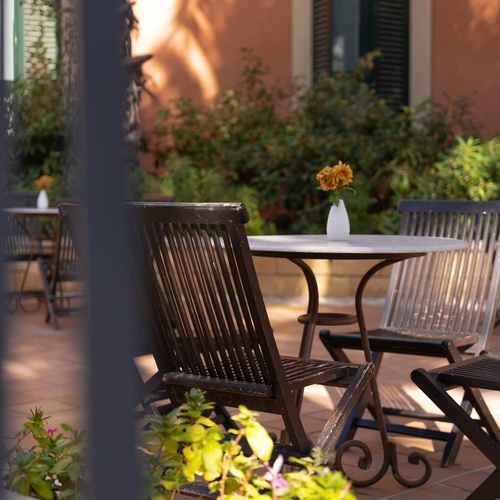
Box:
132;0;292;169
433;0;500;136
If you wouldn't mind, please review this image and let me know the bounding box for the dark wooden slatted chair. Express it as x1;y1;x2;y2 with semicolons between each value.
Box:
37;205;84;329
57;203;236;430
5;191;38;207
125;201;374;463
412;352;500;500
319;200;500;466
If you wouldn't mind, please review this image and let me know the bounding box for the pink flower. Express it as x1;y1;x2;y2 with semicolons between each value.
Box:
263;455;288;490
47;428;58;436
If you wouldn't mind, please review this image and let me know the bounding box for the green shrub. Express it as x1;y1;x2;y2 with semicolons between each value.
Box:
140;389;356;499
3;408;88;499
7;0;147;201
161;157;276;235
6;0;69;178
4;392;355;500
391;135;500;202
146;49;483;235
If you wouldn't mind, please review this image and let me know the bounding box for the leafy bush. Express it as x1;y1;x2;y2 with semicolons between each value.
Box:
3;391;355;499
391;135;500;202
155;157;275;235
147;49;485;235
2;408;88;499
139;389;355;499
5;0;78;201
7;0;147;201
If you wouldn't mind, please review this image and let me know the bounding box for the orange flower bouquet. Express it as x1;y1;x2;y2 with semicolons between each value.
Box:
34;174;54;190
316;161;355;207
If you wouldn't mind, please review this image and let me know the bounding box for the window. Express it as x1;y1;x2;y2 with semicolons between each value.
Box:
4;0;59;80
2;0;16;81
313;0;409;109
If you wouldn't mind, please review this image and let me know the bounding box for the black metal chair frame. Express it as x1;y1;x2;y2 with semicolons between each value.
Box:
37;206;84;329
124;201;375;488
319;200;500;466
412;352;500;500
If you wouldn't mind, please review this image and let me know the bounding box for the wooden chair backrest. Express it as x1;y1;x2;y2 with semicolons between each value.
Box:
5;191;38;208
381;200;500;354
126;202;290;399
52;205;82;287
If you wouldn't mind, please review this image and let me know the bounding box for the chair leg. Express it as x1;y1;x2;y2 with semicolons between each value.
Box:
318;333;383;446
316;361;374;454
411;368;500;471
37;257;59;330
441;406;468;467
465;386;500;442
441;342;500;467
438;340;466;466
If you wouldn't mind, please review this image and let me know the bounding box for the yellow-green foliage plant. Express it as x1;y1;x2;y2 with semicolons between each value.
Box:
4;391;355;499
139;389;356;499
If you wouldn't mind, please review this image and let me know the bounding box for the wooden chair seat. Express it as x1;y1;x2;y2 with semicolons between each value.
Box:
164;357;360;395
321;328;479;356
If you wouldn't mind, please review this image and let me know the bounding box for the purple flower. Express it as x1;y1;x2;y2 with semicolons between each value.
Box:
263;455;288;490
47;428;58;436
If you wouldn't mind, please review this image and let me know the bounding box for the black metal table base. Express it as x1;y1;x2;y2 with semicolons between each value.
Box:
289;257;432;488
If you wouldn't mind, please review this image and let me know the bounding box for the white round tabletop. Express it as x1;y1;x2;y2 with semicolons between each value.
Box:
4;207;59;216
248;234;468;259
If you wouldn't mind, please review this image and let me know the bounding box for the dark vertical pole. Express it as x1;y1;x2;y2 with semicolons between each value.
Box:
79;0;139;498
0;1;7;494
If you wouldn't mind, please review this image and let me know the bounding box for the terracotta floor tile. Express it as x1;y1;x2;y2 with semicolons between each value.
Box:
386;482;466;499
439;467;494;493
3;304;500;499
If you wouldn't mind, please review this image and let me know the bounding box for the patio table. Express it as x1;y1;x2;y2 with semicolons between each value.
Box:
3;207;60;217
248;233;468;487
3;207;60;249
3;207;60;312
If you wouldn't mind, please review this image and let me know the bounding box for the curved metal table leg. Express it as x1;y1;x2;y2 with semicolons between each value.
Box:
288;256;432;488
288;258;320;360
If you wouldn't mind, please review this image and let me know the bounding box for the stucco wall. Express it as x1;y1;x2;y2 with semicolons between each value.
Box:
133;0;500;144
433;0;500;136
132;0;292;170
